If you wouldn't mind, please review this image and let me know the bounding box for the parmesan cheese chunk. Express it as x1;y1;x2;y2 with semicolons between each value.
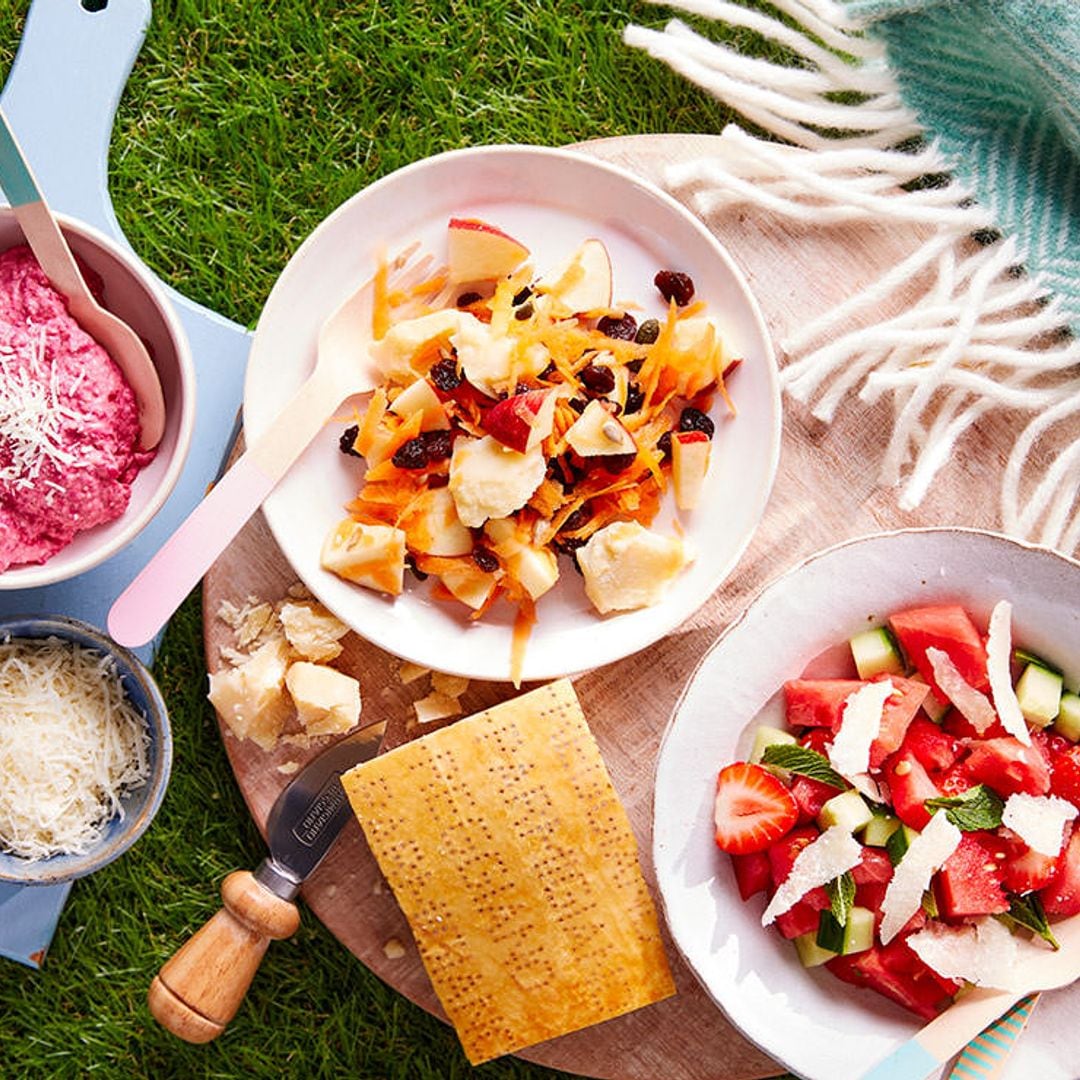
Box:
828;679;893;778
880;810;962;943
0;636;151;861
986;600;1031;745
208;638;291;750
926;646;997;734
760;826;863;927
907;916;1019;988
285;661;362;737
279;601;350;662
1002;793;1078;856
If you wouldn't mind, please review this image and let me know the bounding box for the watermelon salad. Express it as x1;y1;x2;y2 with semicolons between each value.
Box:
713;601;1080;1020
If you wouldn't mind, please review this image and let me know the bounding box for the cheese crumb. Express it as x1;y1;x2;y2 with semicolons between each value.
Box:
383;937;407;960
398;661;430;685
432;671;470;699
926;647;997;734
760;826;863;926
880;810;962;944
986;601;1031;745
413;691;462;725
276;761;301;776
1002;793;1078;856
828;679;893;778
279;601;350;662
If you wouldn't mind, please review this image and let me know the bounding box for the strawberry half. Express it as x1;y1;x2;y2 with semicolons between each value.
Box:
713;762;798;854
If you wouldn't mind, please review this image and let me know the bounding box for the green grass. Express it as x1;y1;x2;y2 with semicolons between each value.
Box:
0;2;790;1077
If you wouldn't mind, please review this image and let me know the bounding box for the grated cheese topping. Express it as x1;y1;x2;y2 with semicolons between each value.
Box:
760;825;863;926
828;679;893;778
926;646;997;734
1002;793;1078;857
986;600;1031;745
907;916;1019;988
0;635;150;860
880;810;962;944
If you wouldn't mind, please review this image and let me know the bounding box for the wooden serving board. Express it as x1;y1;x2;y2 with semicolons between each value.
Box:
203;134;1028;1079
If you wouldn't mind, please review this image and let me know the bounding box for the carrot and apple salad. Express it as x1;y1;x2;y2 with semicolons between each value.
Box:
714;600;1080;1020
321;217;739;679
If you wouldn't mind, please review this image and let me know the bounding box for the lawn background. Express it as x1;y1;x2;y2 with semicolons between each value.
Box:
0;2;790;1077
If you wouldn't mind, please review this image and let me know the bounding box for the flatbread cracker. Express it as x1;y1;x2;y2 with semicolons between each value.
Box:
341;678;674;1064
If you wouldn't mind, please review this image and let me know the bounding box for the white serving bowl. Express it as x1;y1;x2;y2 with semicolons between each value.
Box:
244;144;780;682
653;528;1080;1080
0;211;195;590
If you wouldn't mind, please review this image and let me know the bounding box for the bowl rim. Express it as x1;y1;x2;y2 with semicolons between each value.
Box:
244;142;782;681
0;211;197;590
0;613;173;885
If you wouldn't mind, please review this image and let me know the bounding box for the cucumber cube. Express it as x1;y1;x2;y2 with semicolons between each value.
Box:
886;823;919;866
850;627;905;679
1054;692;1080;742
818;789;873;834
1016;663;1063;727
749;726;797;766
794;930;837;968
861;812;901;847
842;906;875;955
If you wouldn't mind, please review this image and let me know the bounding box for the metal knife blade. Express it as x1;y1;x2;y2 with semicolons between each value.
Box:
253;722;384;901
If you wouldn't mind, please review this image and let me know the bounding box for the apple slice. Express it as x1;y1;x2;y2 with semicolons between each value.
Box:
482;389;557;453
670;430;711;510
565;399;636;457
537;238;612;313
398;487;473;556
484;518;560;600
388;377;450;430
447;217;530;283
439;562;498;610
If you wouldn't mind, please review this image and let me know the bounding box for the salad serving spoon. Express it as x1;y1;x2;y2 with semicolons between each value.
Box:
107;249;433;649
861;915;1080;1080
0;107;165;450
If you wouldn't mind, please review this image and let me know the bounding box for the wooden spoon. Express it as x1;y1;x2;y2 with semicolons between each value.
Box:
0;107;165;449
107;249;435;649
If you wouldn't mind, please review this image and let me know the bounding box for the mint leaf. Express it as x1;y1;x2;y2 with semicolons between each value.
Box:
925;785;1005;831
1005;893;1059;949
761;744;846;789
826;871;856;927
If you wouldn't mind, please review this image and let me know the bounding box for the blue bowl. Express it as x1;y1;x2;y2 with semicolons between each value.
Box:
0;615;172;885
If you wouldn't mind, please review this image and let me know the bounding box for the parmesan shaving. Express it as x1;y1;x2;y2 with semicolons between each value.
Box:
828;679;893;778
1002;793;1078;856
986;601;1030;745
760;825;862;926
880;810;962;943
0;636;150;860
926;646;997;734
907;916;1020;988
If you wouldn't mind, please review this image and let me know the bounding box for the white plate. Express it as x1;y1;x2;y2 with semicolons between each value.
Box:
244;145;780;682
653;528;1080;1080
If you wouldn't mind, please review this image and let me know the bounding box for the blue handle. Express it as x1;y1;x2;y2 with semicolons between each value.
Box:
862;1039;941;1080
0;107;42;207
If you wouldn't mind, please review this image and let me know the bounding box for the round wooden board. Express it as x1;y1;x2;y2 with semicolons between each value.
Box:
203;134;1028;1079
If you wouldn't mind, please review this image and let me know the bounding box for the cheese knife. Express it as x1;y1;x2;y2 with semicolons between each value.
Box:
147;722;384;1043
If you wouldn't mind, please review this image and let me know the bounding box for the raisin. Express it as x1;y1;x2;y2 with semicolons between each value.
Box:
579;363;616;395
654;270;695;306
430;358;462;391
514;301;534;321
472;547;499;573
568;397;587;414
559;505;591;534
597;313;637;341
623;383;645;415
554;536;587;575
422;428;454;461
538;361;557;381
456;291;482;308
657;430;673;457
512;286;533;306
678;406;715;439
634;318;660;344
602;452;637;474
338;424;361;457
392;437;429;470
405;555;428;582
625;357;645;374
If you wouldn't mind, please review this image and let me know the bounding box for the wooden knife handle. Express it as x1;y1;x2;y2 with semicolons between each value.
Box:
147;870;301;1043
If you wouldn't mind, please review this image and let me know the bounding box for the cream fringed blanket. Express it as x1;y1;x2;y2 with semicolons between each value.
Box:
625;0;1080;553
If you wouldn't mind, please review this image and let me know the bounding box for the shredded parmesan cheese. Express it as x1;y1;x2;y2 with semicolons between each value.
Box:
760;825;863;926
0;636;150;860
880;810;962;943
828;679;893;778
986;601;1030;745
907;916;1020;988
926;646;997;734
1002;793;1078;856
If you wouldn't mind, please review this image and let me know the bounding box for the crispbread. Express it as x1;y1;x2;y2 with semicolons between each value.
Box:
341;678;674;1064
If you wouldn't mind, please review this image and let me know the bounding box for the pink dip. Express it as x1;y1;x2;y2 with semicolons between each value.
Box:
0;245;154;570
